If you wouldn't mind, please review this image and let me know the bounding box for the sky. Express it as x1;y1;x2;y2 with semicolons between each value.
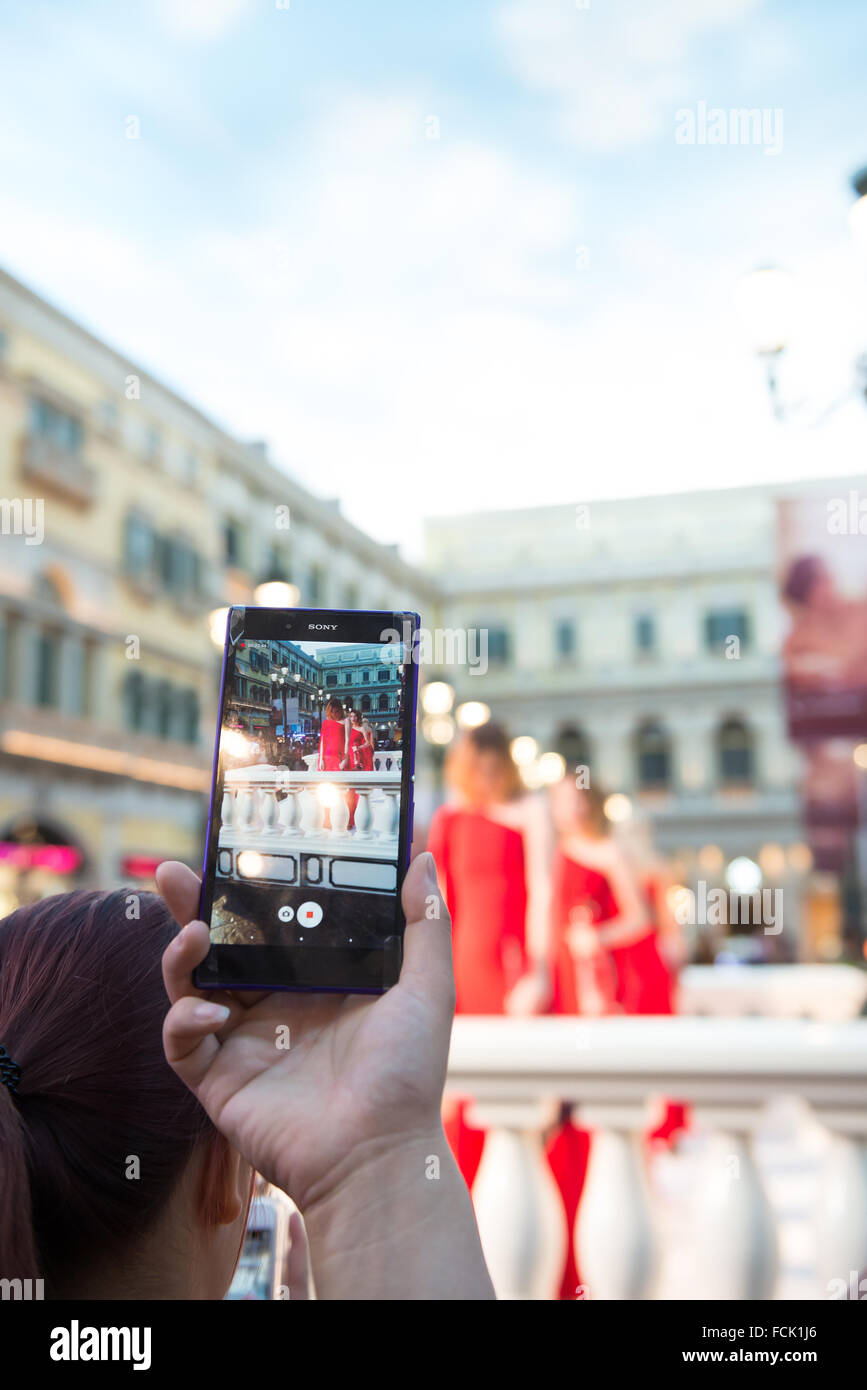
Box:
0;0;866;561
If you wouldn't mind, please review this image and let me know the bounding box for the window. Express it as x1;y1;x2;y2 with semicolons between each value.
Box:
555;620;576;659
634;614;656;656
224;519;244;568
125;671;146;730
717;718;754;786
180;690;199;744
309;566;324;606
705;608;750;653
124;514;156;581
377;668;389;682
325;673;338;687
35;631;59;707
378;694;389;712
361;694;371;713
345;672;353;684
556;723;592;772
487;627;511;665
362;670;370;683
144;426;162;463
635;721;671;789
29;397;83;454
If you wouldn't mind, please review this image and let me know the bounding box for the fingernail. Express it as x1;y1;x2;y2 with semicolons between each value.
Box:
195;1002;230;1023
422;851;438;885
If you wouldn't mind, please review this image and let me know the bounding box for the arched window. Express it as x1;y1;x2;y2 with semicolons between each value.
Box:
378;694;388;712
717;717;753;785
635;720;671;789
556;723;592;775
361;694;371;712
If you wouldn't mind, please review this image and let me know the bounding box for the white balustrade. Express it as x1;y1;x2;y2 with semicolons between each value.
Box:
218;765;402;873
446;1016;867;1302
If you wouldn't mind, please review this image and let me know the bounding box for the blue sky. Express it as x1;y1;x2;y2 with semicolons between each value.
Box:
1;0;866;558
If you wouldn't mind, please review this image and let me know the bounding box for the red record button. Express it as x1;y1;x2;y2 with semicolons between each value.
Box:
297;901;323;928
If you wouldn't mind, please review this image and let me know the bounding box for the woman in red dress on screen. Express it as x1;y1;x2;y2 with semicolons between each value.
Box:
318;698;346;771
545;778;681;1300
357;716;375;772
427;723;553;1186
344;709;367;828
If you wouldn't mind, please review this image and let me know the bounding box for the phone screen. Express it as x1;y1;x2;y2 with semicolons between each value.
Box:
196;607;419;994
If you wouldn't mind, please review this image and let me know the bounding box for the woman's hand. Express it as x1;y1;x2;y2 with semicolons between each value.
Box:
566;913;602;961
157;853;452;1212
156;852;493;1299
504;961;551;1016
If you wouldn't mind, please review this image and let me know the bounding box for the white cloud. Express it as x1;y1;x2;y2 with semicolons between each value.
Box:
153;0;257;40
498;0;765;149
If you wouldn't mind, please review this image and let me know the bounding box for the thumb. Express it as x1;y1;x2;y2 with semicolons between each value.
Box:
399;853;455;1005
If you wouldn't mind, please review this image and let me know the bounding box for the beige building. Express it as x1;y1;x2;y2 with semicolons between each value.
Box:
0;268;432;911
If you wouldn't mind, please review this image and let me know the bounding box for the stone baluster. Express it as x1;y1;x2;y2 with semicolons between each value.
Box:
574;1104;658;1300
466;1100;567;1301
220;788;236;833
259;787;280;835
236;785;260;836
815;1112;867;1299
298;786;323;837
277;790;299;836
372;788;399;841
330;789;350;837
689;1113;778;1299
354;790;372;839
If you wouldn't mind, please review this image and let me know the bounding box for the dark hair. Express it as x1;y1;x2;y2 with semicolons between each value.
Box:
0;889;227;1295
782;555;826;606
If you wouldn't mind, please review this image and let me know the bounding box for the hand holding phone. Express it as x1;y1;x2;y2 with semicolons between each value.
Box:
159;852;451;1211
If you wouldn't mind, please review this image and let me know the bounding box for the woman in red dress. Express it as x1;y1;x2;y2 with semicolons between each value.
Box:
427;724;553;1186
545;779;681;1300
318;699;346;771
344;709;366;828
357;717;375;772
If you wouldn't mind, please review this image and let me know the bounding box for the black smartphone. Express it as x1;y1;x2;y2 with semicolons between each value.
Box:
195;606;420;994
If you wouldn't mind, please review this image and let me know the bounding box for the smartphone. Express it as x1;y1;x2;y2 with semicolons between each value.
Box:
195;606;419;994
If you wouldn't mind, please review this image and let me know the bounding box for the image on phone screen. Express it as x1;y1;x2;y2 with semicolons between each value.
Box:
196;608;418;994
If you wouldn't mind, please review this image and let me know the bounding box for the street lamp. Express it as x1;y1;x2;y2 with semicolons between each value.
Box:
254;580;300;608
738;163;867;422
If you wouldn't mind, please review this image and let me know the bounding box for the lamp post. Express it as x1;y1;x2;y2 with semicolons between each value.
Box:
736;164;867;423
270;666;293;741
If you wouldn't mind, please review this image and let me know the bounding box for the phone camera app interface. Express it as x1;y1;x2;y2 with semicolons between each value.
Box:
208;634;408;951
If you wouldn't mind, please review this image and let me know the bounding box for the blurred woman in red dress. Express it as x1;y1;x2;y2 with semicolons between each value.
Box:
545;778;682;1299
427;724;553;1183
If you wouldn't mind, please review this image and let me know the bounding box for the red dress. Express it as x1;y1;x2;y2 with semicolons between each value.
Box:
428;805;530;1196
318;718;344;771
546;847;682;1301
427;805;528;1014
348;727;364;769
358;736;374;772
550;850;674;1016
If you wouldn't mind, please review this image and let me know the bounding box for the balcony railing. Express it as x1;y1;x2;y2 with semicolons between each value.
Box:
218;765;401;889
446;1015;867;1301
20;433;97;506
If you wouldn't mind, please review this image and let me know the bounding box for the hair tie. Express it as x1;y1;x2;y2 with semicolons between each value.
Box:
0;1044;22;1094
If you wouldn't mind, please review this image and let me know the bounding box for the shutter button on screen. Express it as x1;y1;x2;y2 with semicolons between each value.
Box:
277;905;294;923
297;902;323;928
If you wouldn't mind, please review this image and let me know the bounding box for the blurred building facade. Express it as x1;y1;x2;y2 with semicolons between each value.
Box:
423;482;866;962
0;268;430;911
